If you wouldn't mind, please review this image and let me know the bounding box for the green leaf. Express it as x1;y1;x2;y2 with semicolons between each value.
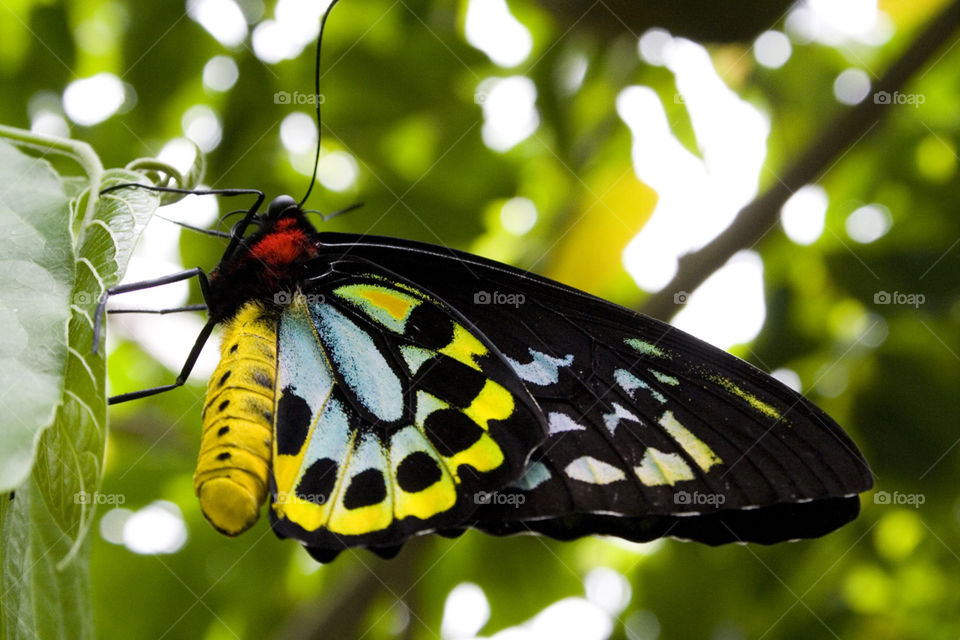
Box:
0;137;160;640
0;140;74;493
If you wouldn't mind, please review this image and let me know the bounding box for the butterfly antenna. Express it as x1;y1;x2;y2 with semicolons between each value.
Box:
216;209;261;236
299;0;343;209
156;214;231;238
306;201;363;222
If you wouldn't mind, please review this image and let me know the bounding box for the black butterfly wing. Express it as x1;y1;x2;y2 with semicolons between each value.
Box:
308;232;873;545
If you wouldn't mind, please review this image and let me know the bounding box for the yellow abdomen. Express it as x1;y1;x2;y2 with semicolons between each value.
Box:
194;303;278;536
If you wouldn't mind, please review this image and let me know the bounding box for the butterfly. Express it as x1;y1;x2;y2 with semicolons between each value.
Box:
98;0;870;563
100;191;872;563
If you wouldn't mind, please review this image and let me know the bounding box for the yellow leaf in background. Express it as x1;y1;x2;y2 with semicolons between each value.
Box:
879;0;950;29
545;166;657;299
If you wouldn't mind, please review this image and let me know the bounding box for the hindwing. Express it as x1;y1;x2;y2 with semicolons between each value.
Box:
267;276;545;557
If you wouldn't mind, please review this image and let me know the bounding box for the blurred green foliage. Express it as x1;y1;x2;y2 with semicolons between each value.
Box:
2;0;960;638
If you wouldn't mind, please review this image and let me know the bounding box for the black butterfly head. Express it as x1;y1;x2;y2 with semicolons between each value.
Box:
267;195;300;221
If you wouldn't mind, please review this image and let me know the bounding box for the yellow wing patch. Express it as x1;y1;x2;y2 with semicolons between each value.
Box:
333;283;420;333
440;323;488;371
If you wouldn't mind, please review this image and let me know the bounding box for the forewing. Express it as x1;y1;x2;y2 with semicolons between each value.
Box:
311;233;873;545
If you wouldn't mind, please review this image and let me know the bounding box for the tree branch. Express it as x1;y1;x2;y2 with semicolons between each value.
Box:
640;0;960;321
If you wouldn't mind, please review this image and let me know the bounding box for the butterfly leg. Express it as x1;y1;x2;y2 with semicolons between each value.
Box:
100;183;265;255
107;304;208;316
107;317;217;404
93;267;216;404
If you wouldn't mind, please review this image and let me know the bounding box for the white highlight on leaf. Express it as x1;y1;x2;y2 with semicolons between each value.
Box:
30;110;70;138
203;55;239;92
834;68;871;105
478;76;540;152
753;30;792;69
524;598;613;640
316;150;358;192
123;501;187;554
280;112;318;154
620;38;769;292
99;508;133;545
771;367;802;392
441;583;491;639
500;197;538;235
465;0;532;68
846;203;892;243
63;73;125;126
565;456;626;485
187;0;248;47
781;184;828;245
585;568;632;616
671;250;767;351
182;105;222;152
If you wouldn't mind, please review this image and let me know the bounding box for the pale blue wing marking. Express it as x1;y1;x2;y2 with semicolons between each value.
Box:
509;461;552;490
310;302;404;423
505;349;574;386
277;299;336;418
400;345;434;375
300;397;353;478
614;368;667;404
602;403;641;435
547;412;586;434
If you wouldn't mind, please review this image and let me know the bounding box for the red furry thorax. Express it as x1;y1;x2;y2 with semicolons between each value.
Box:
249;223;309;265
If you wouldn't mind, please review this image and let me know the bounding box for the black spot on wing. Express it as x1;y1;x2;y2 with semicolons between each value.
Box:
219;370;231;387
343;468;388;509
405;304;454;350
424;409;484;457
296;457;338;505
276;386;312;455
217;426;230;436
415;356;487;408
396;451;442;493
